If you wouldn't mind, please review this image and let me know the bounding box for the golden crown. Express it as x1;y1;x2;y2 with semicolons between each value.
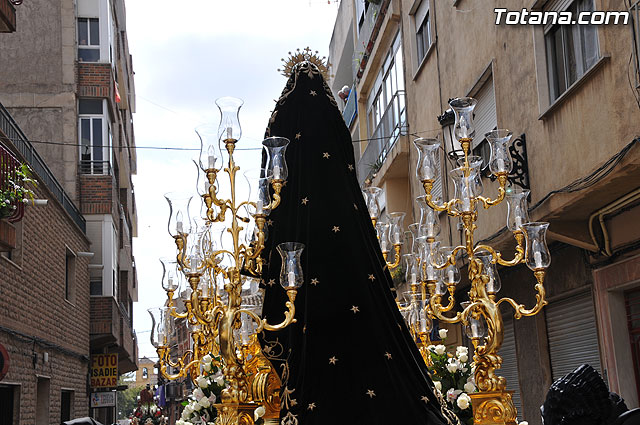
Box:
278;47;332;81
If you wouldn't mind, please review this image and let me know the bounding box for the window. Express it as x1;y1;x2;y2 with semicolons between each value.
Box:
79;99;109;175
413;0;431;64
65;248;76;302
470;72;497;174
36;377;50;425
60;390;73;422
0;384;20;425
367;34;406;141
78;18;100;62
545;0;599;101
142;367;148;379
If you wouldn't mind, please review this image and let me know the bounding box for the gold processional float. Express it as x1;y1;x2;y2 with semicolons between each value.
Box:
364;97;550;425
147;54;550;425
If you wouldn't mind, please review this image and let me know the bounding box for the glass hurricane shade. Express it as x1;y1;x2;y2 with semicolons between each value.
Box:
403;254;420;286
276;242;305;289
388;212;405;245
461;301;487;339
196;124;223;171
164;192;192;237
450;163;483;213
416;195;441;238
362;187;383;220
522;222;551;270
414;138;441;182
419;239;442;283
375;222;390;252
244;168;273;216
455;155;484;197
506;188;530;231
160;257;180;292
475;251;502;294
486;129;513;174
215;96;243;142
449;97;477;141
440;246;460;285
148;306;174;348
262;137;290;181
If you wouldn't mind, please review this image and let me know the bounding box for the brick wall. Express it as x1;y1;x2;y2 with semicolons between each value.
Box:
77;62;112;99
79;174;118;222
0;179;91;423
89;296;119;343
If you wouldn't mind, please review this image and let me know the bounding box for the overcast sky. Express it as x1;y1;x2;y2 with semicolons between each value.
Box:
126;0;339;359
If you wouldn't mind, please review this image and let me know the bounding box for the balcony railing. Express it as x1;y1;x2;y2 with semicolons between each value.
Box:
353;2;381;80
342;85;357;128
0;102;86;232
79;160;111;175
357;90;407;183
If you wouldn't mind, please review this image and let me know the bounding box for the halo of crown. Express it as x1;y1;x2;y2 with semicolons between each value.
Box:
278;47;332;81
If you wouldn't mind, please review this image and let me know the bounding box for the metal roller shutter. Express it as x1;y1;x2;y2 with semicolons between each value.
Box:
546;291;602;381
498;315;523;420
471;76;497;150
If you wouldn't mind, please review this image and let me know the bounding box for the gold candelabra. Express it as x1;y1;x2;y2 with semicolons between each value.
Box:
149;97;304;425
414;97;550;425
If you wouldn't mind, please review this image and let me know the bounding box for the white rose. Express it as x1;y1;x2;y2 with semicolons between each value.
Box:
457;393;471;410
193;401;203;411
446;359;458;373
181;410;190;420
203;362;212;372
208;393;217;404
439;328;448;339
433;381;442;392
194;388;204;400
198;396;210;409
434;344;446;355
214;375;225;386
464;382;476;393
197;376;209;388
254;406;266;421
519;422;528;425
456;346;468;356
183;405;193;415
202;354;212;364
458;353;469;363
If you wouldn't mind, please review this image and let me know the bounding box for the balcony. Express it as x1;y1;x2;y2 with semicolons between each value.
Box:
353;1;381;80
342;85;357;128
90;296;138;373
357;90;407;183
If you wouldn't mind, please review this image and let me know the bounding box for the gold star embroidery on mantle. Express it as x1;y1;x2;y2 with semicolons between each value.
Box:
310;278;319;286
353;203;358;210
295;132;301;140
329;356;338;365
301;197;309;205
307;402;316;411
368;274;375;281
322;152;330;159
421;395;430;403
366;389;376;398
332;226;340;233
267;219;274;226
384;352;392;359
310;90;317;96
267;279;275;287
350;305;360;314
348;164;354;171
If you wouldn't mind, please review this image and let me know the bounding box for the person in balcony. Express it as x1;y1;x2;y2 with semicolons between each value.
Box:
259;60;458;425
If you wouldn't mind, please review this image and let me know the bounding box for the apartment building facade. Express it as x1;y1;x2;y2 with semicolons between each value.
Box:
0;0;139;422
329;1;640;423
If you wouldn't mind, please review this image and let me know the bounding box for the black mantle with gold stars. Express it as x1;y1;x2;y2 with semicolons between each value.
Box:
259;61;458;425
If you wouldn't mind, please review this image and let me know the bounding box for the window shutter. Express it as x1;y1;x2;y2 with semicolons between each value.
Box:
471;77;497;149
498;315;523;420
546;291;603;380
414;0;430;27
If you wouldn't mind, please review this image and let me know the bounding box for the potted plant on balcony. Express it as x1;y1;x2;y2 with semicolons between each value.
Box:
0;162;36;219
